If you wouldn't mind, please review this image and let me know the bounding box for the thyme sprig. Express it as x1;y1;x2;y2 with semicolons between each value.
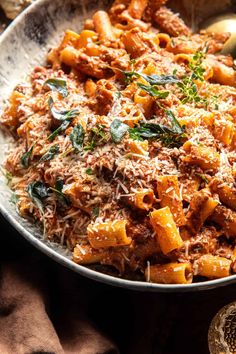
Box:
84;124;108;151
177;52;205;104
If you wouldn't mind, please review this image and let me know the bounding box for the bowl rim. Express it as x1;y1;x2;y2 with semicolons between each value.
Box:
1;0;236;292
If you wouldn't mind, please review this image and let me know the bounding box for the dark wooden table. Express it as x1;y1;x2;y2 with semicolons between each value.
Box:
1;211;236;354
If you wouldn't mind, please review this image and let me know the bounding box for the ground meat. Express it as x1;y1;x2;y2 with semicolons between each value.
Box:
154;6;191;37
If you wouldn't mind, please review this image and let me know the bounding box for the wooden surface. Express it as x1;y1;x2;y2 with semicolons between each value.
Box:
0;7;10;33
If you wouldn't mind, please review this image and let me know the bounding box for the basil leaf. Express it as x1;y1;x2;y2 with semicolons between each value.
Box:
50;180;70;206
50;107;79;121
92;206;100;218
48;120;70;142
44;78;68;98
196;173;209;184
129;111;186;148
27;181;48;212
123;70;179;86
110;119;129;143
141;74;180;85
10;192;19;205
5;171;13;185
55;179;64;191
48;98;79;141
39;145;60;163
129;123;172;140
70;124;84;152
166;109;183;134
86;168;93;175
137;83;169;99
123;71;140;83
20;145;34;168
113;91;121;100
49;100;79;122
48;97;79;121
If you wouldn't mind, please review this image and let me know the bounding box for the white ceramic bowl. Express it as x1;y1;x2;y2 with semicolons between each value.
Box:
0;0;236;292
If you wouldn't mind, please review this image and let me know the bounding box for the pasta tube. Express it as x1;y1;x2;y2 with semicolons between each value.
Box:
60;30;80;50
150;207;183;255
210;205;236;238
154;6;191;37
4;90;25;127
60;46;78;67
93;11;115;42
129;188;155;210
73;244;107;264
156;175;186;227
87;220;131;249
128;0;148;19
84;79;97;97
205;56;236;87
120;106;143;127
174;53;192;66
122;28;146;58
187;188;219;234
77;30;97;48
182;141;220;171
231;129;236;151
213;119;234;146
63;182;91;214
145;262;193;284
195;255;231;279
179;175;201;203
210;178;236;211
134;88;153;117
156;33;171;49
126;139;149;157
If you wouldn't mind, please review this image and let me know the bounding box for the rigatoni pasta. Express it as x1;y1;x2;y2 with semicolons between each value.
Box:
195;255;231;279
2;0;236;285
156;175;186;227
150;207;183;255
87;220;131;249
145;262;193;284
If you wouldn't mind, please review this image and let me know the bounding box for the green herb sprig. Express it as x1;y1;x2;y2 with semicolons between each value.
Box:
50;180;70;206
48;97;79;121
47;98;79;141
70;124;85;152
27;181;48;213
137;83;169;99
177;52;205;104
38;145;60;163
48;120;71;142
92;206;100;218
84;124;107;151
196;173;209;184
129;110;187;148
110;119;129;143
20;144;34;168
10;192;19;205
86;168;93;175
123;71;180;86
44;79;68;98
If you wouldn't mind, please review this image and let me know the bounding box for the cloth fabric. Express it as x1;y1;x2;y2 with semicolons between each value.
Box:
0;256;119;354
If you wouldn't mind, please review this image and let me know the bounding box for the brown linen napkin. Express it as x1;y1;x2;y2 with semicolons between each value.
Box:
0;258;119;354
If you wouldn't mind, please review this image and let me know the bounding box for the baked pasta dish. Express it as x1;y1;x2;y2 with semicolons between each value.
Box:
2;0;236;285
